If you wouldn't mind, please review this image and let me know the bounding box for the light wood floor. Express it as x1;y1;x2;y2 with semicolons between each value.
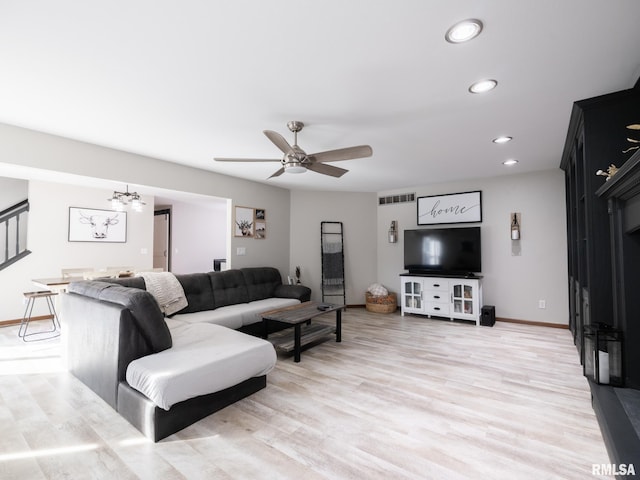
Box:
0;310;612;479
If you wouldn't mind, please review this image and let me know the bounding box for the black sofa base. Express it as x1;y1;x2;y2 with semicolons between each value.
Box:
117;375;267;442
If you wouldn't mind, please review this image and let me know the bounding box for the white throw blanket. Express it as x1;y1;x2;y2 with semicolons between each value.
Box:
137;272;188;316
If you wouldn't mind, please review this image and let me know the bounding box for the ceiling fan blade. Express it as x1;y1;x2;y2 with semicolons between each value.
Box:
264;130;295;155
307;145;373;163
306;162;348;178
214;157;281;162
268;167;286;178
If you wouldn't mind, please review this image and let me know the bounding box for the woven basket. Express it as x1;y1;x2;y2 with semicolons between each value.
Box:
365;292;397;313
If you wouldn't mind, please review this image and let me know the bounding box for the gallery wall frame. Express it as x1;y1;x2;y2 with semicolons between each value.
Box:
417;190;482;225
234;206;267;238
234;206;254;237
68;207;127;243
255;221;266;239
255;208;266;239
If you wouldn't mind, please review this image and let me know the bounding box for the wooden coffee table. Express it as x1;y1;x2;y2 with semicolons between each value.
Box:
261;301;345;362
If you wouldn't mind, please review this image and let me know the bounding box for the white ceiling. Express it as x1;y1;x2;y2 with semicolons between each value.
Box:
1;1;640;193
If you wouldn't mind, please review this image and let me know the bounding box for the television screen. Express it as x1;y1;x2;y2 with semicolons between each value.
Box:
404;227;481;274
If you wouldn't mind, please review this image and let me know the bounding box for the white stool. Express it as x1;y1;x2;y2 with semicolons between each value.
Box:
19;291;61;341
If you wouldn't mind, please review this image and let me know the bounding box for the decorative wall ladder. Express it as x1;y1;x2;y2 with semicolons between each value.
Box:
320;221;345;305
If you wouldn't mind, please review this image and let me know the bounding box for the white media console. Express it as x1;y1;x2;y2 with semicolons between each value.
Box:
400;274;482;325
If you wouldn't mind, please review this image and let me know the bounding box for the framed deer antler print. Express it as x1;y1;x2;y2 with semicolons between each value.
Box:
234;206;255;237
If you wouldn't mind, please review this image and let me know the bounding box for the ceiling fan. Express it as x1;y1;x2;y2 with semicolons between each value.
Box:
214;121;373;178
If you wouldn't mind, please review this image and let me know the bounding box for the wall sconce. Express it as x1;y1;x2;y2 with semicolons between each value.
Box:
388;221;398;243
510;212;521;240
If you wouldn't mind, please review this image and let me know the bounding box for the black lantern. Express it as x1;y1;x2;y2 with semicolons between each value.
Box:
583;323;624;386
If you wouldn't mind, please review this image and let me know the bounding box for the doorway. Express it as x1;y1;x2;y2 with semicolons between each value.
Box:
153;209;171;271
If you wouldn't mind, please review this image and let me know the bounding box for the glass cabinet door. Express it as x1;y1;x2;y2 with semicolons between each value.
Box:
403;280;422;310
452;282;474;316
463;285;473;314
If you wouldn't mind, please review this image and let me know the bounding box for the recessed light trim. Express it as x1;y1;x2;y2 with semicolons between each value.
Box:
445;19;483;43
469;79;498;94
503;159;519;166
493;136;513;144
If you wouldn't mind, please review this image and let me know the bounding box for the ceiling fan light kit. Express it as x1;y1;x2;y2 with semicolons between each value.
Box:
284;163;307;174
214;121;373;179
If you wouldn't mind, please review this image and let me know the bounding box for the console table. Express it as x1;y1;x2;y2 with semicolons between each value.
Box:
400;274;482;325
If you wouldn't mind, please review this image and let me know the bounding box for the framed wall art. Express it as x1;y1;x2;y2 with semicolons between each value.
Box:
234;206;255;237
68;207;127;243
417;191;482;225
254;208;266;239
234;206;267;238
255;221;266;239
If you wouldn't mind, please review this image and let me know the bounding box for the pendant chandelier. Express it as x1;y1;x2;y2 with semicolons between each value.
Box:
109;185;145;212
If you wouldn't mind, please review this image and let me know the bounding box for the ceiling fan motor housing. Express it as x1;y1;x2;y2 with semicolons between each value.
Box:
283;145;308;173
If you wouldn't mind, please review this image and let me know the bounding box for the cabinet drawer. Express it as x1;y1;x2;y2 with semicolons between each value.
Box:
426;304;450;316
424;292;448;302
423;280;448;292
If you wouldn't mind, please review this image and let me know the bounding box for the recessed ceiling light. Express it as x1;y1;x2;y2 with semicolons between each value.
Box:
469;79;498;94
445;19;483;43
503;159;519;166
493;136;513;144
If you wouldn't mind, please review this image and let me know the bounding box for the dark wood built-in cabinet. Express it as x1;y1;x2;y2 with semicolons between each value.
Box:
561;82;640;465
596;150;640;389
561;85;640;366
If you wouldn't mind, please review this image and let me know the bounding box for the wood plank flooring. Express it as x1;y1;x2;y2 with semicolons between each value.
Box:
0;310;613;479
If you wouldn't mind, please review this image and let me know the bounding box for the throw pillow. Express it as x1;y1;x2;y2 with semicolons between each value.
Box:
367;283;388;296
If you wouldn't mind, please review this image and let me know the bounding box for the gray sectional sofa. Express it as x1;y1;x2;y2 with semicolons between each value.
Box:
62;267;311;441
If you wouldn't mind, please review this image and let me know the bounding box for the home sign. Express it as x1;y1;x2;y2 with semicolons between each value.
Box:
417;191;482;225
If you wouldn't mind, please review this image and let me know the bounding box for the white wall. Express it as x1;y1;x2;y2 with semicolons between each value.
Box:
0;177;28;210
0;122;291;321
228;191;290;274
0;180;154;319
289;190;378;305
377;169;569;325
169;199;227;274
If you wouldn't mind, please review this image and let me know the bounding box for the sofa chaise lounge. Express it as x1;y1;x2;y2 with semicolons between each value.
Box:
62;267;311;441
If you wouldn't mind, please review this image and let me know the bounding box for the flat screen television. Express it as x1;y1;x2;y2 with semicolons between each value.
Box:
404;226;481;275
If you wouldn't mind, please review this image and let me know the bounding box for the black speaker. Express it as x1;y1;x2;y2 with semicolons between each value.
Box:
481;305;495;327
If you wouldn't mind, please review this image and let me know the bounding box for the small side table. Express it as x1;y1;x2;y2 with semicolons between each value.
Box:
19;291;61;341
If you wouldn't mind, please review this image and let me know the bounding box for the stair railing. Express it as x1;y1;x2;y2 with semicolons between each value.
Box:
0;199;31;271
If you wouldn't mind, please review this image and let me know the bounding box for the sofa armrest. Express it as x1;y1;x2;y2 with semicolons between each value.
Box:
63;292;155;409
274;284;311;302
